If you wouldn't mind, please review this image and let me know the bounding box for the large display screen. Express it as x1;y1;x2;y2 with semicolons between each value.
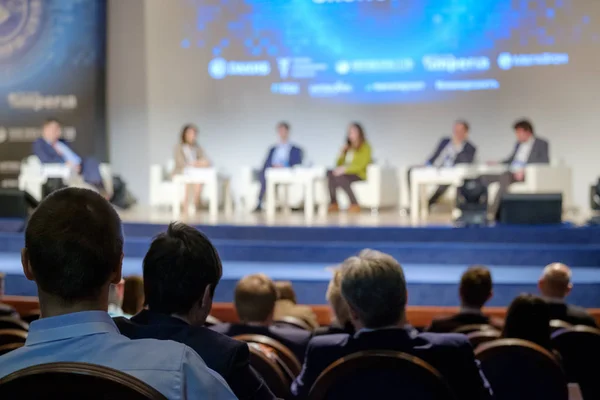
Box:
183;0;598;103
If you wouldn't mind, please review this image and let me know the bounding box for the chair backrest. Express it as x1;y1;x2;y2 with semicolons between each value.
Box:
549;319;572;333
0;342;24;356
309;350;455;400
275;315;314;331
204;315;222;327
246;343;291;399
20;309;41;324
551;325;600;400
234;333;302;377
452;324;498;334
475;338;568;400
466;330;500;349
0;329;27;346
0;317;29;331
0;362;167;400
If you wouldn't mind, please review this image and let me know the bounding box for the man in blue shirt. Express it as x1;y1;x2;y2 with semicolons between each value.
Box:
254;122;303;212
0;188;236;400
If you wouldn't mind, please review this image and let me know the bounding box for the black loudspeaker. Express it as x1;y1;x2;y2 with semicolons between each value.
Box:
0;189;38;218
498;193;562;225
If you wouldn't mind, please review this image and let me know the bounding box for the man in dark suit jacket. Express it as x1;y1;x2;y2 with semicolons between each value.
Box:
115;223;275;400
480;119;550;216
408;120;477;208
210;274;312;362
254;122;303;212
428;265;503;333
32;119;105;192
291;250;492;399
539;263;597;327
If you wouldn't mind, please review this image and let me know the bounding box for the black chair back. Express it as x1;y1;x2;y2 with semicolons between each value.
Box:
0;329;27;346
475;338;568;400
275;316;314;331
0;317;29;331
549;319;572;333
234;333;302;377
552;325;600;400
0;362;167;399
309;350;455;400
0;342;24;356
452;324;498;334
466;330;500;349
246;343;291;399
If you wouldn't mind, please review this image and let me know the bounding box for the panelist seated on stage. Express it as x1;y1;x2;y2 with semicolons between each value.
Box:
480;119;549;215
328;122;372;214
173;124;211;211
32;118;107;195
211;273;312;362
290;250;492;399
255;121;303;212
428;265;503;333
409;120;476;208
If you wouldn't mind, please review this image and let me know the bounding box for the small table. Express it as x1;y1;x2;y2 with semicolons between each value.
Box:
172;168;232;220
409;165;506;225
265;166;326;220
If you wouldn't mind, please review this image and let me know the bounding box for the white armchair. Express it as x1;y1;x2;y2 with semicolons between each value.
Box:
239;166;305;212
18;156;112;201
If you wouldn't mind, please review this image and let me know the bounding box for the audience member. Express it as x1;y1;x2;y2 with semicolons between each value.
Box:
502;294;552;350
211;274;312;362
0;272;19;319
0;188;235;399
314;268;355;336
428;265;503;333
122;275;144;316
273;281;319;329
107;279;130;318
538;263;597;327
116;223;275;400
291;250;492;399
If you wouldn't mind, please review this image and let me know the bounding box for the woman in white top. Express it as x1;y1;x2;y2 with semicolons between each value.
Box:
173;124;211;211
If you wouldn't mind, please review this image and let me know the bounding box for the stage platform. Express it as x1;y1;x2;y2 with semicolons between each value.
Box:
1;209;599;307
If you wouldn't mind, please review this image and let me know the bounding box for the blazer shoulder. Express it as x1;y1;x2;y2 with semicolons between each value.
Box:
307;333;351;350
418;332;471;349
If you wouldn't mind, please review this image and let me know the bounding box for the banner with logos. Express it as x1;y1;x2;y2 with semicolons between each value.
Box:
0;0;106;189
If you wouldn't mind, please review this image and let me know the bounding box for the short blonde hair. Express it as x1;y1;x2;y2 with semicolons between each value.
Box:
326;268;351;326
235;274;277;323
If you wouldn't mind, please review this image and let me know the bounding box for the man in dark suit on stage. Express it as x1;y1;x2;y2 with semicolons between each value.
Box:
428;265;503;333
539;263;597;327
115;223;275;400
254;122;303;212
32;118;106;194
211;273;312;362
291;250;492;399
408;120;477;208
480;119;549;216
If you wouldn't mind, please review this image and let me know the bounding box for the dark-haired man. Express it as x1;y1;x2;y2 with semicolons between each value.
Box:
116;223;276;400
428;265;503;333
0;188;235;399
254;122;303;212
211;274;312;362
291;250;492;399
480;119;549;216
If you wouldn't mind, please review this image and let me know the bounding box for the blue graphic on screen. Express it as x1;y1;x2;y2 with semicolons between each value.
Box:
185;0;598;103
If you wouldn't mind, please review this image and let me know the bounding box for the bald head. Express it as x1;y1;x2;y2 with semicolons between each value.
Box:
538;263;573;299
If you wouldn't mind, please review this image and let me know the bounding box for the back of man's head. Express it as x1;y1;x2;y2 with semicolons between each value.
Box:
234;274;277;324
23;188;123;303
340;249;407;329
459;265;493;309
275;281;297;303
143;223;222;318
539;263;572;299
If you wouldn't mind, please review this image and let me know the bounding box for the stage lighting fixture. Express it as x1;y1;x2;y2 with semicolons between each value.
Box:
588;178;600;225
455;178;488;226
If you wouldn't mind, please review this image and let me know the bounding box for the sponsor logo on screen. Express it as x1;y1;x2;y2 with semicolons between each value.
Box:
308;81;353;97
434;79;499;91
365;81;427;93
497;52;569;70
208;58;271;79
335;58;414;75
271;82;301;95
7;92;78;111
422;55;490;73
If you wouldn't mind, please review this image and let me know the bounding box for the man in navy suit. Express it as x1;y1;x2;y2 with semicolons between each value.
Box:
291;250;492;399
408;120;477;209
32;118;105;192
480;119;550;216
211;274;312;362
115;223;275;400
254;122;303;212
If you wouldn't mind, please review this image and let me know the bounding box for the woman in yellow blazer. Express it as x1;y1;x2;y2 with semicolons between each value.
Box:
328;122;372;213
174;124;211;210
